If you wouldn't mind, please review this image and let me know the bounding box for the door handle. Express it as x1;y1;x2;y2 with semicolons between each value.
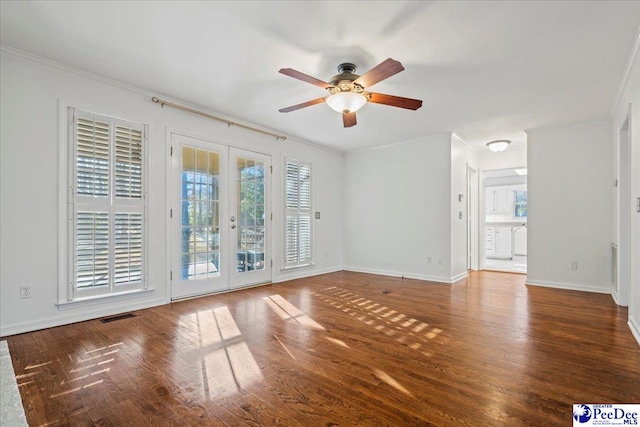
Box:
231;224;237;229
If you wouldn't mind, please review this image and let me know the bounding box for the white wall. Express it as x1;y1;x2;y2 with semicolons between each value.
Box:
0;50;344;336
479;147;527;172
343;134;455;282
451;135;479;280
526;120;612;293
610;32;640;345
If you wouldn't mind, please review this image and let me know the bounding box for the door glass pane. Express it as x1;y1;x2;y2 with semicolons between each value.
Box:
181;146;221;280
236;157;265;273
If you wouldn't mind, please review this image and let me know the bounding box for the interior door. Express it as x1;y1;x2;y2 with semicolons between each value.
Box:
171;134;229;299
229;148;272;289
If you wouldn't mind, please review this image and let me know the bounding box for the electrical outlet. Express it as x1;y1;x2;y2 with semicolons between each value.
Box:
570;261;578;271
20;286;31;299
427;256;432;264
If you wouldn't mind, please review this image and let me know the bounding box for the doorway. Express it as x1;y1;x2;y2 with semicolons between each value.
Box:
483;167;527;274
467;165;478;270
170;133;272;300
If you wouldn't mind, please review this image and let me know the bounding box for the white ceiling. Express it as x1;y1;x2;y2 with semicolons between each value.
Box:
1;1;639;151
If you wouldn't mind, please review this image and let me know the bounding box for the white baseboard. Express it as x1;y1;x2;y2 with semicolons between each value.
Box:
450;271;469;283
273;266;343;283
525;278;611;294
629;315;640;347
610;290;629;306
0;297;167;337
343;266;458;284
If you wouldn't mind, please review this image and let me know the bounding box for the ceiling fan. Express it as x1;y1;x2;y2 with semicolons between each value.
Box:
278;58;423;128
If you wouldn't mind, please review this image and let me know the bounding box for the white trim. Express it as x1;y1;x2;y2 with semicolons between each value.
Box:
451;132;475;153
525;118;611;135
58;100;71;304
629;315;640;347
0;297;166;338
57;288;155;310
611;290;621;306
525;278;612;294
343;266;457;284
450;271;469;283
361;132;453;153
167;127;275;158
164;126;173;304
59;104;150;302
610;25;640;117
273;266;343;283
0;45;338;154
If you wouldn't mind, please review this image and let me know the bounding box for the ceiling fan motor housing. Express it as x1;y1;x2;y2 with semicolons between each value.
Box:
329;63;368;96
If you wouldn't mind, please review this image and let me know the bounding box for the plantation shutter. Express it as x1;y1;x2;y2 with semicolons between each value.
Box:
71;109;146;298
284;159;312;267
115;126;143;199
76;118;110;197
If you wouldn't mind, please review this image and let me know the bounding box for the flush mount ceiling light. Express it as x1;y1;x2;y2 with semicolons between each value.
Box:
486;139;511;152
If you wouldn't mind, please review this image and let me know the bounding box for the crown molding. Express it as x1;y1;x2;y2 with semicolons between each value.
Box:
0;44;339;153
610;25;640;117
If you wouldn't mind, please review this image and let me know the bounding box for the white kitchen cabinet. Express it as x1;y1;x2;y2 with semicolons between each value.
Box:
514;227;527;255
485;226;496;256
495;189;510;213
485;188;512;213
485;190;495;213
486;226;512;259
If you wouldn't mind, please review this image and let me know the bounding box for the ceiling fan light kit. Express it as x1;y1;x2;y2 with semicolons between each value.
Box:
486;139;511;152
279;58;422;128
326;92;367;113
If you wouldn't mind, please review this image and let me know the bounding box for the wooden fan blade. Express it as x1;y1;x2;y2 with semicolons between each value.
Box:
354;58;404;88
279;98;326;113
342;112;357;128
279;68;332;89
368;92;423;110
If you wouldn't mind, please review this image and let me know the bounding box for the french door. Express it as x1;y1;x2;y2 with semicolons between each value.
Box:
170;133;271;300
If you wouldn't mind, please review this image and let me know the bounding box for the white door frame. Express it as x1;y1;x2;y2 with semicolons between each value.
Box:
168;132;272;300
616;107;632;306
467;165;479;270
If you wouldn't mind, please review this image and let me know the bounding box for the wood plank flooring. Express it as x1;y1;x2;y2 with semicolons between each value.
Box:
4;271;640;426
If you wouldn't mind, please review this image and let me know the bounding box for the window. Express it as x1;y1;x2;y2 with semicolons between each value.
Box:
180;146;221;279
284;159;312;268
68;108;147;299
514;190;527;218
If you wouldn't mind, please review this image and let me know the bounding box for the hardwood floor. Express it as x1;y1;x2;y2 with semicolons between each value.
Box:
5;271;640;426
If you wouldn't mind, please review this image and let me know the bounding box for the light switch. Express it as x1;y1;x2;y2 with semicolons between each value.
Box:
315;212;321;219
459;211;463;219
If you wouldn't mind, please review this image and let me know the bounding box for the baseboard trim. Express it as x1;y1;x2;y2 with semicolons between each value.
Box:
629;315;640;347
343;266;456;284
0;297;167;338
273;267;343;283
525;278;612;294
451;271;469;283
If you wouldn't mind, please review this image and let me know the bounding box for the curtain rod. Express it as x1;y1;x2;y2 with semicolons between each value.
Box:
151;97;287;141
